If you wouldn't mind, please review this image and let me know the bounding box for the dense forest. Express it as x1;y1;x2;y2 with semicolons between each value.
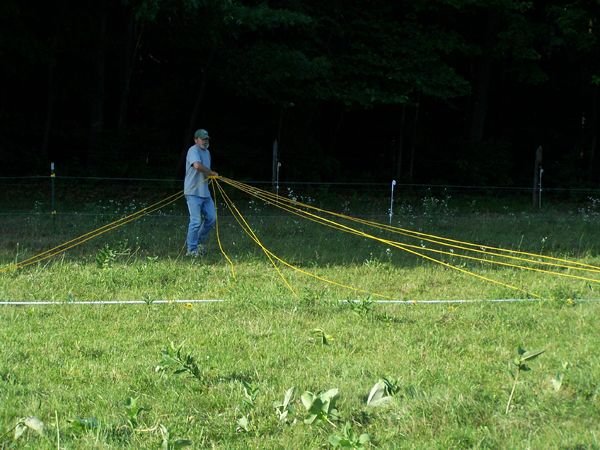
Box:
1;0;599;187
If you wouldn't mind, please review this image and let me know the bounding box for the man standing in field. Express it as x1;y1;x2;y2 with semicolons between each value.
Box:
184;128;218;256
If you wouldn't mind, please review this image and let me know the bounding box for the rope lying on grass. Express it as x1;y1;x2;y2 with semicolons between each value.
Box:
0;191;183;272
2;176;600;301
212;180;393;299
213;177;600;299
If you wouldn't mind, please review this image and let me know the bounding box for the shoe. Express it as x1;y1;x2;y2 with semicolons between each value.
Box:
186;245;207;257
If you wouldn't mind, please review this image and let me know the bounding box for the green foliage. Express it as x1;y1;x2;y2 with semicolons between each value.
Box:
547;3;597;52
237;379;259;432
366;377;401;407
241;379;259;410
0;296;599;447
550;362;569;392
155;341;203;382
159;424;193;450
95;241;131;268
300;388;340;425
124;396;147;429
96;244;117;269
228;2;313;31
4;0;600;185
67;417;99;433
235;415;250;433
512;346;545;372
274;387;296;424
2;202;600;448
348;297;374;318
329;422;370;449
506;346;545;414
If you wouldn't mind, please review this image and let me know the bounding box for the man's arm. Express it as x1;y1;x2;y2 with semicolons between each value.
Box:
192;161;218;177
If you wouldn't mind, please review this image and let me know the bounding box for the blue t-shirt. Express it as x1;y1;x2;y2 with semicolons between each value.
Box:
184;144;212;197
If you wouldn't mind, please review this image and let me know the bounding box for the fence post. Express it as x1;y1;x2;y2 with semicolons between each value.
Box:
389;179;397;224
532;146;542;208
539;166;544;209
272;139;278;194
50;162;56;221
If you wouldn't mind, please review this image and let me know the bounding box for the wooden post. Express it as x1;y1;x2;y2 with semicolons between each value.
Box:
533;146;543;208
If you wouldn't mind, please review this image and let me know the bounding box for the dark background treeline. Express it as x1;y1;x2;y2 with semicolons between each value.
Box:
1;0;598;187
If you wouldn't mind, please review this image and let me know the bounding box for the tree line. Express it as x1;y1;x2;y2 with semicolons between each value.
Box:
0;0;598;187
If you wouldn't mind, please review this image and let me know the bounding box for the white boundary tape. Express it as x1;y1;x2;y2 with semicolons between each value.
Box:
0;299;224;306
347;298;600;304
0;298;599;306
348;298;542;304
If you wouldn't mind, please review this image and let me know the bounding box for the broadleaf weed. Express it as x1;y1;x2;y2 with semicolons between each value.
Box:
301;388;340;425
329;421;370;449
505;346;545;414
159;424;193;449
274;387;296;424
236;380;259;433
67;417;99;434
348;297;374;318
124;396;147;429
155;342;203;382
366;377;400;407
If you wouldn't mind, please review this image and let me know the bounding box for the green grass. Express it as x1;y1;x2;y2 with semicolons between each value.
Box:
1;298;598;448
1;189;600;448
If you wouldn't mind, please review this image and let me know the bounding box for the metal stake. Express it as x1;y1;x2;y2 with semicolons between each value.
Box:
50;162;56;221
389;179;397;224
276;162;281;197
539;167;544;209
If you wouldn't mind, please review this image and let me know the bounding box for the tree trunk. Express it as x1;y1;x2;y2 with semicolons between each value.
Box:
118;11;144;130
469;12;496;143
589;85;598;182
330;108;345;154
41;0;66;165
469;56;492;143
88;0;107;170
395;104;406;181
408;99;420;183
177;50;216;178
41;63;56;164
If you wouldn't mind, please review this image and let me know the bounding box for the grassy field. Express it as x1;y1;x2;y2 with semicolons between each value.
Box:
1;184;600;448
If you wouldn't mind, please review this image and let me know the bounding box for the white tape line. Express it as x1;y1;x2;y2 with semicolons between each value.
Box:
0;299;224;306
1;298;598;306
343;298;600;304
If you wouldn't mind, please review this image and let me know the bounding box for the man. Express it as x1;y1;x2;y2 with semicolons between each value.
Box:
184;128;218;256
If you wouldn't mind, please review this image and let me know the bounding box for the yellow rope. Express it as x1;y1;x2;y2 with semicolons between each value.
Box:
213;178;392;299
213;180;297;296
210;179;236;279
217;177;538;297
219;177;600;279
1;191;184;273
222;184;598;285
350;216;600;273
3;174;596;301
